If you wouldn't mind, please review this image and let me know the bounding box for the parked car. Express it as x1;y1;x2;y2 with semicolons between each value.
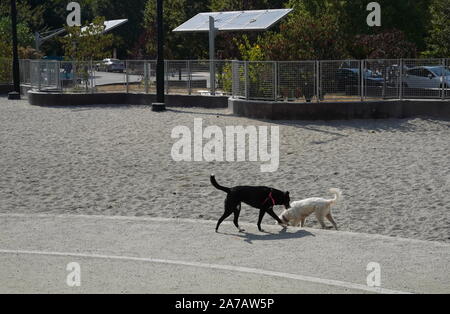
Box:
336;68;384;91
403;66;450;89
96;59;125;73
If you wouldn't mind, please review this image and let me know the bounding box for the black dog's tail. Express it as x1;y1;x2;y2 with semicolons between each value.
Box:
210;174;231;194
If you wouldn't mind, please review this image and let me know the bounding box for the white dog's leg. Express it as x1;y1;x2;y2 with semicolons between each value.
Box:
315;212;327;229
326;213;338;230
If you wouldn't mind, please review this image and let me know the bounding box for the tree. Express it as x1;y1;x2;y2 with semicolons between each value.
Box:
341;0;429;52
59;16;114;61
256;8;348;60
0;16;34;58
209;0;270;11
90;0;147;58
140;0;210;59
0;0;45;31
424;0;450;57
353;29;417;59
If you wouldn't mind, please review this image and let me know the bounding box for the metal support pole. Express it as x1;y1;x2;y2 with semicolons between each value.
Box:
209;16;216;96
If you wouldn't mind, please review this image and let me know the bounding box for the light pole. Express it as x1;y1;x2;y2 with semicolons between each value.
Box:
152;0;166;111
8;0;21;100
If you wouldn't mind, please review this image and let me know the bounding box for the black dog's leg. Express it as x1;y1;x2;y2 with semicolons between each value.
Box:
216;198;234;232
257;209;266;232
266;207;284;225
233;203;244;232
216;210;233;232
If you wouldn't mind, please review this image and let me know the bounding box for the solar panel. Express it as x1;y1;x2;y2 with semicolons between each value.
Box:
173;9;292;32
81;19;128;35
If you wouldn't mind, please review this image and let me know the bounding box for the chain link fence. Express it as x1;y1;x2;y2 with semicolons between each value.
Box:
13;58;450;101
278;61;316;102
363;59;401;100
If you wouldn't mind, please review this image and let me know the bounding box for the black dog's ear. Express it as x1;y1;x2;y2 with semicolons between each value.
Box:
285;191;290;196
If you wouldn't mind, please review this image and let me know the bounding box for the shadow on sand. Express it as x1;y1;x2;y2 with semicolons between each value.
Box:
165;107;450;133
219;227;315;244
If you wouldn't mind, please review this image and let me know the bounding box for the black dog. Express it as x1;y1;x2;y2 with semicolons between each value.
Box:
211;175;291;232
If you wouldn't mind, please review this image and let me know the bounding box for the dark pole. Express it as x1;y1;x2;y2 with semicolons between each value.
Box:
8;0;21;100
152;0;166;111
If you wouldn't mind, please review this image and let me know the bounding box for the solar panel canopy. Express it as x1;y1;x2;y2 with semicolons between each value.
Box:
173;9;292;32
81;19;128;35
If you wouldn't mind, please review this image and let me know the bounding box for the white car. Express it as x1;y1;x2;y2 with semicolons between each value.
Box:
403;66;450;89
96;59;125;73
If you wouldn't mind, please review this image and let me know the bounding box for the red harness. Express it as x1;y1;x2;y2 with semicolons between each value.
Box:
262;191;276;206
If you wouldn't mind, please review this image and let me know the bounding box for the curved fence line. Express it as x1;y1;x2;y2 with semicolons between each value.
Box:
7;58;450;102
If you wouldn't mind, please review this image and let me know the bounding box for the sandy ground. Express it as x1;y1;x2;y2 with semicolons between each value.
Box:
0;97;449;242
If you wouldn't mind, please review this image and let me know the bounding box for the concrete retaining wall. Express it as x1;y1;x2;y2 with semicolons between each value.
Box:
0;84;13;94
27;91;450;120
28;91;228;108
229;98;450;120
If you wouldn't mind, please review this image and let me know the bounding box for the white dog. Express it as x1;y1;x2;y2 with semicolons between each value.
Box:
279;189;342;230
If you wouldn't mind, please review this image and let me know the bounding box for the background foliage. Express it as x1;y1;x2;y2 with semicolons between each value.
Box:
0;0;448;60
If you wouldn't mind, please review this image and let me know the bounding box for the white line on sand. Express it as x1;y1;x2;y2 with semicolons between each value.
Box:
0;248;410;294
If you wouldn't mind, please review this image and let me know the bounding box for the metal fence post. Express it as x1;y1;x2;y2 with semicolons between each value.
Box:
187;60;192;95
445;59;448;100
245;61;249;100
360;60;364;101
57;61;62;92
399;58;403;100
84;62;88;93
125;60;129;93
273;61;277;101
165;60;169;95
90;60;94;94
442;58;446;100
38;60;42;91
231;60;237;98
316;61;320;103
144;61;149;94
210;59;216;96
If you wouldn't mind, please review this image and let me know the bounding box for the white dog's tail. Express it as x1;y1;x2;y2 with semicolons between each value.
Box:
329;188;342;204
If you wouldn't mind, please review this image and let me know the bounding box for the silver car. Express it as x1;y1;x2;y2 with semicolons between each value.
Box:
403;66;450;89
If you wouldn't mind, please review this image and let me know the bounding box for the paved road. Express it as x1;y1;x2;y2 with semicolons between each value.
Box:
92;71;210;87
93;71;142;86
0;214;449;294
